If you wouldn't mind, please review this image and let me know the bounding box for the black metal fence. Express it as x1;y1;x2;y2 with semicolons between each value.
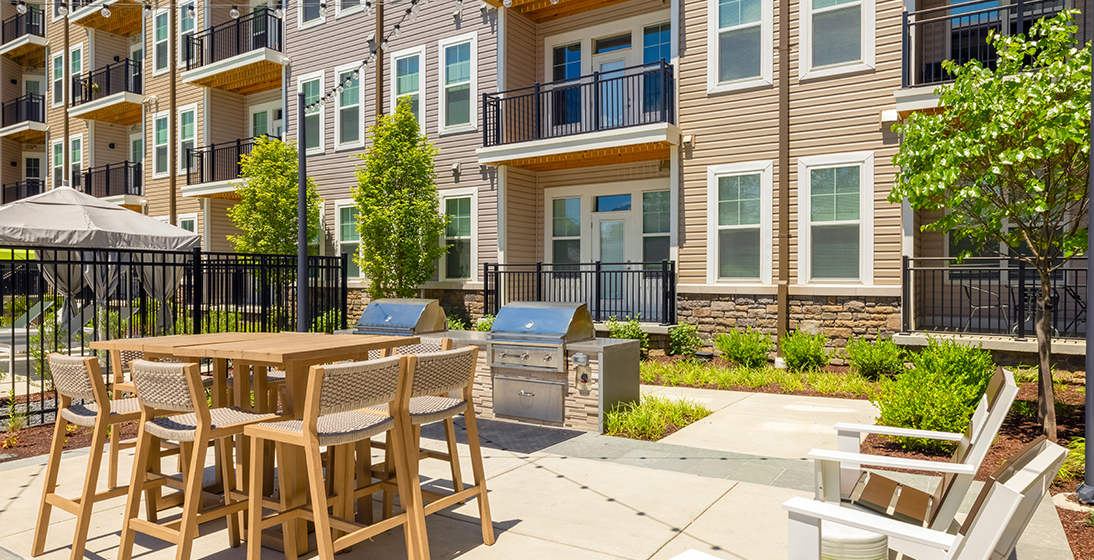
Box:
483;60;675;147
1;5;43;46
902;256;1087;339
483;261;677;324
72;58;142;106
1;179;43;204
902;0;1092;88
186;8;283;70
82;161;142;198
187;136;276;185
0;247;348;426
1;93;45;127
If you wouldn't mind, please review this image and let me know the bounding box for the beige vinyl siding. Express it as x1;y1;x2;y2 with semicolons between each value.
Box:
90;122;130;167
91;29;129;68
207;198;241;252
537;161;668;190
504;167;540;263
207;89;247;144
1;138;22;187
504;10;537;90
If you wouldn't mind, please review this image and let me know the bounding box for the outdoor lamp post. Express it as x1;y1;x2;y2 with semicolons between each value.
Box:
1079;37;1094;505
296;91;309;333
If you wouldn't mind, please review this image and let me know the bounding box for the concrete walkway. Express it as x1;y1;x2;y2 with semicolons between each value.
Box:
0;387;1073;560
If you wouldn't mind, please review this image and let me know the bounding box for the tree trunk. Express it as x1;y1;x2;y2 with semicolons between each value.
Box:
1035;268;1057;441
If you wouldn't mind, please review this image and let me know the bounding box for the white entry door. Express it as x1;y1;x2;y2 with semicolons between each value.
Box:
595;59;626;129
593;213;637;302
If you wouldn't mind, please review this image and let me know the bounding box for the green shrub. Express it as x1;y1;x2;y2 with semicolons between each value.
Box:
309;308;343;333
781;330;834;372
1057;438;1085;482
668;322;702;356
446;316;468;331
604;395;711;441
872;337;995;453
606;315;649;350
474;315;495;332
845;335;907;380
714;327;773;368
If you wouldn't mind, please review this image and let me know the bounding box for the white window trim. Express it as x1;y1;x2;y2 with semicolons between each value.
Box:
152;110;170;179
390;44;426;129
542;10;672;80
335;0;364;19
333;62;364;151
706;161;774;284
798;0;875;80
178;1;196;68
69;133;84;188
797;151;875;286
437;187;479;282
437;31;478;135
177;103;198;175
50;52;64;108
334;199;362;278
152;8;171;76
706;0;773;93
50;139;64;188
298;0;326;30
297;70;325;155
69;43;83;105
249;100;282;137
178;212;198;233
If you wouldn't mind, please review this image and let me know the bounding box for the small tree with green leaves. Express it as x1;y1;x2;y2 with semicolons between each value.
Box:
353;98;448;298
889;12;1091;440
228;137;323;256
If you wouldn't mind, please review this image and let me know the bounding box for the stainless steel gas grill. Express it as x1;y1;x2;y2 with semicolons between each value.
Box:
486;302;594;373
353;298;447;336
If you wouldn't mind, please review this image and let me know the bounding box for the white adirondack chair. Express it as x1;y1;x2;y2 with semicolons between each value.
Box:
809;367;1019;533
785;437;1067;560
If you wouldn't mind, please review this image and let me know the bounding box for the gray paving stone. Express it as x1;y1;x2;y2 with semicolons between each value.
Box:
683;457;751;480
726;462;786;486
771;467;816;492
648;455;707;473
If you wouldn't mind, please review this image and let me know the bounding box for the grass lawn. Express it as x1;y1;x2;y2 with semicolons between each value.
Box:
640;358;881;399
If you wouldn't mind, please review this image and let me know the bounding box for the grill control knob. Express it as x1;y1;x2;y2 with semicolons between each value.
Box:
543;355;552;363
520;352;529;361
499;351;508;359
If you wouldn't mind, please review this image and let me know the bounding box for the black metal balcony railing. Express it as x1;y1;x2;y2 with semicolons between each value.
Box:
72;58;142;106
1;5;43;45
1;93;44;127
902;0;1092;88
186;8;283;71
901;256;1087;339
82;161;142;198
482;60;675;148
1;179;43;204
186;136;276;186
483;261;677;324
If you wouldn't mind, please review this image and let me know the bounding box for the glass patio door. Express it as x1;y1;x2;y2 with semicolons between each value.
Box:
594;214;636;302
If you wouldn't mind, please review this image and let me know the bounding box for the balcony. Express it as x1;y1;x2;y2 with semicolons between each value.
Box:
0;5;45;67
82;161;142;202
1;179;43;205
183;136;274;197
69;58;143;125
896;0;1092;115
182;8;285;95
0;93;46;143
68;0;144;38
477;61;680;172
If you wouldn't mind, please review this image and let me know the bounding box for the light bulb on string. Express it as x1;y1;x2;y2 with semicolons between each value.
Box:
143;3;152;18
229;5;239;18
274;6;283;17
550;0;559;3
100;5;110;17
502;0;511;6
186;4;195;19
352;70;359;80
364;1;372;15
393;24;401;38
409;4;418;20
56;2;67;16
16;2;27;15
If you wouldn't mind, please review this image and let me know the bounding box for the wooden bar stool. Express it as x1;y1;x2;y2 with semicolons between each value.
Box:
32;354;143;560
245;355;429;560
378;347;494;547
117;360;279;560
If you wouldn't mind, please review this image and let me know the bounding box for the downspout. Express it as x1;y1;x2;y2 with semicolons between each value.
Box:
63;17;69;188
776;0;791;353
168;2;177;224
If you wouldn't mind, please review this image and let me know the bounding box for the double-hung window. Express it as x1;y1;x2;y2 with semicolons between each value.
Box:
69;45;82;101
70;136;82;189
336;0;362;17
642;23;671;112
443;196;473;280
178;105;196;174
551;43;581;127
438;33;476;133
153;112;169;177
51;53;63;106
798;152;874;284
642;191;671;267
51;141;63;188
154;10;169;74
179;214;197;233
708;161;773;283
299;72;324;154
552;198;581;268
800;0;874;78
708;0;772;92
335;65;361;148
300;0;324;27
337;204;361;278
179;2;195;67
392;46;424;126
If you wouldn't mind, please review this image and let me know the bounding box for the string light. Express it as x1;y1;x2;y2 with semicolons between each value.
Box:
393;23;401;37
186;4;195;18
99;4;110;16
143;4;152;18
16;1;27;15
229;4;239;17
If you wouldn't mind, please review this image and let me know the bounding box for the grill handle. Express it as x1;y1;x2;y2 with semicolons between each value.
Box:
517;390;536;397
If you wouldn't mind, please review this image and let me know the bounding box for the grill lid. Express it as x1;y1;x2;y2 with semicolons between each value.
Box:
488;302;594;343
355;298;446;335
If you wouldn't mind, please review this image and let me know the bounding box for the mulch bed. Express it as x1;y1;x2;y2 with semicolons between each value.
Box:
1;421;140;463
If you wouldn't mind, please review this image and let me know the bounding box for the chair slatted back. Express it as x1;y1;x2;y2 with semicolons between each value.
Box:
409;347;477;399
312;356;404;417
130;360;199;413
119;350;143;370
49;354;103;403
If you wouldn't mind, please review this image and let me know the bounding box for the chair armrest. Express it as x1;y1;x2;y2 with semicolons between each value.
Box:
782;497;956;549
808;449;977;475
834;423;965;442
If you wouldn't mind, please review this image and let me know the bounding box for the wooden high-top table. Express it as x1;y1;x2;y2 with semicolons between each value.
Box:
94;332;417;555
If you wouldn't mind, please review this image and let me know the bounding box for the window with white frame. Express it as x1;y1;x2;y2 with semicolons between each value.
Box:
179;2;195;67
299;72;324;154
51;141;63;188
642;191;671;266
153;112;169;176
337;204;361;278
154;10;169;74
69;44;82;91
70;135;82;189
707;161;773;283
392;46;424;126
178;214;197;233
798;152;874;284
51;53;63;106
335;65;361;148
800;0;874;78
336;0;362;17
552;198;581;267
438;33;476;133
178;105;196;174
708;0;772;92
442;195;474;280
300;0;324;27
